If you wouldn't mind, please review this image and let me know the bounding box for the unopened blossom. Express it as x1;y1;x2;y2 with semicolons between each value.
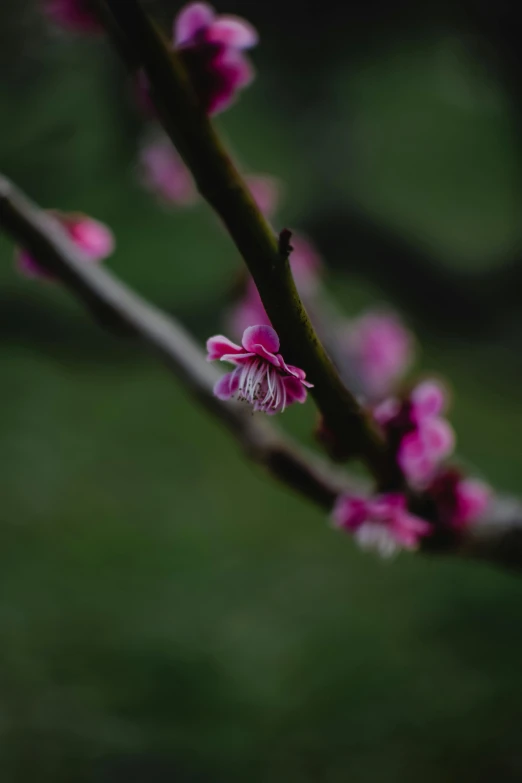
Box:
173;2;257;115
332;493;431;558
341;311;413;400
43;0;101;32
427;468;491;530
207;324;312;414
16;212;114;279
138;135;197;206
374;380;455;488
228;234;322;338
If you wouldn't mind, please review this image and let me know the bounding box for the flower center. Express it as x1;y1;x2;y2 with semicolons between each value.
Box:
237;359;286;413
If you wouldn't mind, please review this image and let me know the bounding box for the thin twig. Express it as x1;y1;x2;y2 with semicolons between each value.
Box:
0;174;353;510
2;185;521;572
100;0;401;489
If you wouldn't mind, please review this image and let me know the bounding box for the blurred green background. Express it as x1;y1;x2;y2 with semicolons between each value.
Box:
2;2;522;781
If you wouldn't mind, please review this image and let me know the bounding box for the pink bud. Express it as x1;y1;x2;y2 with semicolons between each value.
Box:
16;212;114;280
342;311;414;400
138;135;197;207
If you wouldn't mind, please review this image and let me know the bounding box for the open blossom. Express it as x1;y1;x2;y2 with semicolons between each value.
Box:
138;135;197;206
174;2;258;115
43;0;101;32
16;212;114;279
228;235;322;337
333;493;431;557
207;325;312;414
374;380;455;488
427;468;491;530
341;311;413;400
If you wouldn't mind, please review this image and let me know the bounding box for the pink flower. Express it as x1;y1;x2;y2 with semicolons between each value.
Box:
173;2;257;115
43;0;101;33
245;175;281;218
207;324;313;414
375;380;455;488
342;311;413;400
427;469;491;530
332;493;431;557
398;381;455;486
16;212;114;279
228;234;322;338
138;135;197;206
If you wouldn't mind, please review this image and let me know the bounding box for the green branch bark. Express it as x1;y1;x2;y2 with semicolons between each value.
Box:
101;0;401;489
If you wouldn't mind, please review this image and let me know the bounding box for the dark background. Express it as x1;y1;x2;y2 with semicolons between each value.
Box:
2;1;522;781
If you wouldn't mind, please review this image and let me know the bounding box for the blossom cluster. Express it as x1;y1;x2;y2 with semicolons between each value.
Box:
37;0;492;561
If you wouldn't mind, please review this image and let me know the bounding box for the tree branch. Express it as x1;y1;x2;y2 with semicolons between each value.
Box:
0;174;352;510
99;0;402;489
2;174;522;571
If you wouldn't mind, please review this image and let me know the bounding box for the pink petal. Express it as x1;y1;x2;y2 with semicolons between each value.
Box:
217;48;254;90
174;2;215;45
373;397;400;426
213;370;239;400
246;175;281;218
242;324;280;355
422;418;455;460
66;217;115;261
206;16;258;49
228;288;270;339
332;495;367;530
290;234;322;295
456;479;491;525
282;375;308;405
206;334;243;361
411;380;447;420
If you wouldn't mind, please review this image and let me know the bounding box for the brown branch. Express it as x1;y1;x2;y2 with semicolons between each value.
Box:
2;178;522;572
0;174;352;510
99;0;402;490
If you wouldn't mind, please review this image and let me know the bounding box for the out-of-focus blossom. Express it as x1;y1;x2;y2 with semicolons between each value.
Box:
173;2;258;114
245;175;281;218
341;311;414;400
207;324;312;414
228;278;270;338
16;212;114;279
374;380;455;488
332;493;431;557
228;234;322;338
43;0;101;33
427;468;491;529
138;135;197;206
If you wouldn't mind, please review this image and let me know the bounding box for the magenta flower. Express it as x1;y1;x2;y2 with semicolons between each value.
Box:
332;493;431;557
427;468;491;530
16;212;114;279
173;2;258;115
341;311;414;400
43;0;101;33
375;380;455;488
228;234;322;338
207;325;312;414
138;135;197;207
